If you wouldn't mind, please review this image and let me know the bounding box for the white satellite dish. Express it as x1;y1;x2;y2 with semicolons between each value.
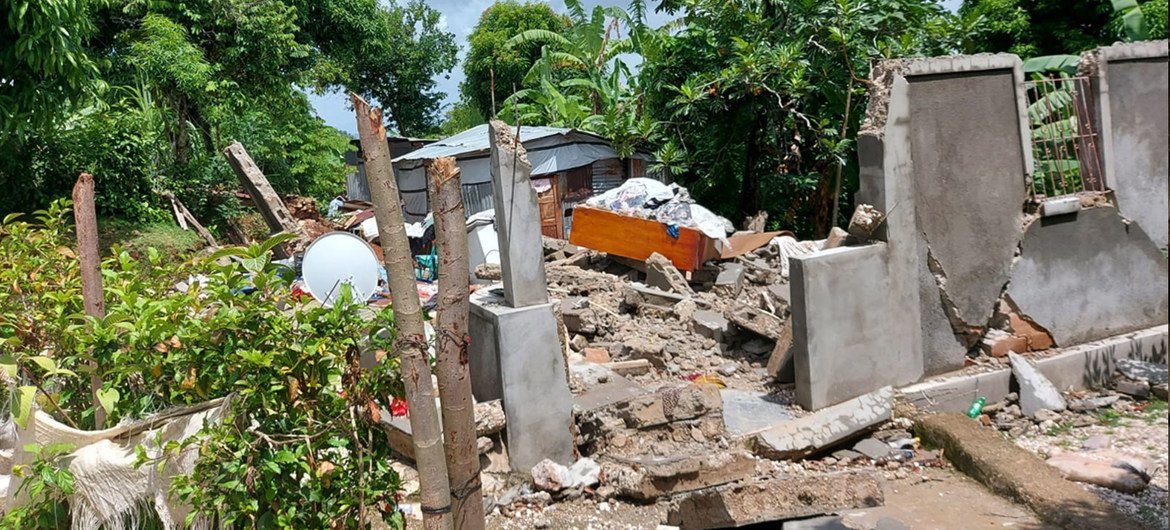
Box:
302;231;380;307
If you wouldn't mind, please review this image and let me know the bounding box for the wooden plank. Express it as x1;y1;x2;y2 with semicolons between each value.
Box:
569;206;712;271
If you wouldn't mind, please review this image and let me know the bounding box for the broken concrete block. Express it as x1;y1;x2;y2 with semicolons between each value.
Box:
662;384;723;421
645;252;695;295
666;472;884;529
620;395;669;428
692;310;730;342
673;298;697;321
847;204;885;240
727;304;783;341
1113;377;1151;399
605;359;653;377
607;451;756;501
713;262;745;297
753;387;893;460
766;319;795;382
1116;358;1169;385
569;334;588;352
626;337;667;368
475;262;502;281
583;347;611;364
573;378;647;413
823;227;850;249
852;438;896;461
627;284;688;306
1008;352;1067;417
1046;453;1149;493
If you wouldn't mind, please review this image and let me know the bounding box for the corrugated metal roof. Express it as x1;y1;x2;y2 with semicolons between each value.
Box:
392;124;605;163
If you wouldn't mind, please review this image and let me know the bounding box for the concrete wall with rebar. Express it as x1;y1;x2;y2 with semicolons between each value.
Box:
1082;41;1169;253
789;45;1169;410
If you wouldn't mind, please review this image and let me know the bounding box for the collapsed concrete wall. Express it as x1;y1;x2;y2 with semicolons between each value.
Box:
1082;41;1169;252
791;44;1168;410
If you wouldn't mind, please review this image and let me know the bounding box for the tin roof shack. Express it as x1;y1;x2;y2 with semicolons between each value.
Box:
345;136;435;201
391;124;654;238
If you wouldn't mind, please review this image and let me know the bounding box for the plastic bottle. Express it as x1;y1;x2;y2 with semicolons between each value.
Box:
966;396;987;418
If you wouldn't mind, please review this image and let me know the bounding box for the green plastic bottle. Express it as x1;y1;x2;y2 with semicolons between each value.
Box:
967;396;987;418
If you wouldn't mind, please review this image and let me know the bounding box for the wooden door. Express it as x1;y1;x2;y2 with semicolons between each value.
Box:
535;177;563;238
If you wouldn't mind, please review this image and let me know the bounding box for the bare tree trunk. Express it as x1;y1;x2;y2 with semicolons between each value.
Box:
72;173;106;428
428;157;485;530
351;94;453;530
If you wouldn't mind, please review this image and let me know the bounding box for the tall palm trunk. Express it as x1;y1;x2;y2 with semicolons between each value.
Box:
351;93;453;530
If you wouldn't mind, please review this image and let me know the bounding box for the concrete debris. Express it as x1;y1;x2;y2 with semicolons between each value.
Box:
1046;452;1150;493
692;310;730;342
475;262;502;281
1115;358;1168;385
847;204;885;240
713;262;745;297
666;472;884;529
754;387;894;460
726;304;784;341
853;438;897;461
531;458;600;492
606;451;756;501
823;227;850;250
646;252;696;296
1112;377;1150;399
1008;352;1067;417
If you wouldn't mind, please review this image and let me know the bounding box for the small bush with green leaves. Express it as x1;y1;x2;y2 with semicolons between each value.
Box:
1;200;404;529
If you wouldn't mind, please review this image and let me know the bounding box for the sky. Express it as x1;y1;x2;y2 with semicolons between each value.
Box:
310;0;962;136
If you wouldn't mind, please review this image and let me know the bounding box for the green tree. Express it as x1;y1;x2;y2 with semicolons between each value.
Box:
1;0;458;225
961;0;1168;57
461;1;565;118
0;0;106;137
644;0;958;235
438;100;486;136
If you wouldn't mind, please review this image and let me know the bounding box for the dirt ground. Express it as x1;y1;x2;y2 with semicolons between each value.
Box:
475;467;1054;530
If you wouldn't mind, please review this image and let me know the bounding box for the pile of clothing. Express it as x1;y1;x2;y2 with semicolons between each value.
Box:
585;178;734;244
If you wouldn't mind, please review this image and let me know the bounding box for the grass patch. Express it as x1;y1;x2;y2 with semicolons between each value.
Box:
1146;399;1168;413
1045;421;1075;436
1096;408;1124;427
99;219;205;262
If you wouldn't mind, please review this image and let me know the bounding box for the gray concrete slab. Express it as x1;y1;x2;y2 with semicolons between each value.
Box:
720;389;795;438
753;387;893;460
1007;206;1168;346
791;245;918;410
488;120;548;308
469;288;574;472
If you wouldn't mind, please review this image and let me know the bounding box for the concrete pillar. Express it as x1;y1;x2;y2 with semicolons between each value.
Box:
487;120;548;308
466;120;574;473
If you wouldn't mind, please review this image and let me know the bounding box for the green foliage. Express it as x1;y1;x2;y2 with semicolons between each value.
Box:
0;442;76;529
438;100;487;137
461;1;566;118
961;0;1165;57
643;0;957;235
0;0;106;137
1;0;450;227
0;202;405;528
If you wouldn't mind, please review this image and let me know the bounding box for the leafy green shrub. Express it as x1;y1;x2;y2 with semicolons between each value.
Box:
1;200;404;528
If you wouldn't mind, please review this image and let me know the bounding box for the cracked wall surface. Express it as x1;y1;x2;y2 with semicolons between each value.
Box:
1006;206;1169;346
